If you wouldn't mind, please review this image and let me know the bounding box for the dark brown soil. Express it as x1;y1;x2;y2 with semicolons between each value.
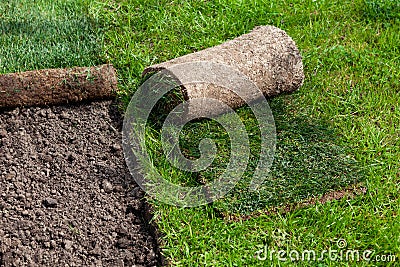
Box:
0;101;161;266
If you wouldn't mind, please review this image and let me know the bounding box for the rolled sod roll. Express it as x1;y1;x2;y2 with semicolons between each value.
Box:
143;26;304;116
0;64;117;109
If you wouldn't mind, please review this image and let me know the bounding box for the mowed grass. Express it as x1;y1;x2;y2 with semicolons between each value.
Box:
0;0;103;74
1;0;399;266
90;0;399;265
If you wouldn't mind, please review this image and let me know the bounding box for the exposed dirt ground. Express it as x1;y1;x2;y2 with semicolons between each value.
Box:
0;101;161;266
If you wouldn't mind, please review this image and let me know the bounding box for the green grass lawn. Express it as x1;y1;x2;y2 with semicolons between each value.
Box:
0;0;103;73
2;0;399;266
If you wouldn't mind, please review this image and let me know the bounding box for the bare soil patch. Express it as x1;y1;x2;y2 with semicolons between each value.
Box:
0;101;161;266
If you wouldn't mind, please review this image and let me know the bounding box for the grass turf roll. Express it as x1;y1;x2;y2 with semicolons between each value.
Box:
143;26;304;116
0;64;117;109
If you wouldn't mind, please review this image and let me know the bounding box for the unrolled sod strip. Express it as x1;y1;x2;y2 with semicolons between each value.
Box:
143;26;304;116
0;64;117;109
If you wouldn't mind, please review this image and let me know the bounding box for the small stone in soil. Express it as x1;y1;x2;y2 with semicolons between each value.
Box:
0;128;7;138
102;180;113;193
63;240;73;250
111;144;121;152
42;198;58;208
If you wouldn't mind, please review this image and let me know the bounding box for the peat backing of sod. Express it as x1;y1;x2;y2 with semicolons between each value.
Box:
0;101;162;266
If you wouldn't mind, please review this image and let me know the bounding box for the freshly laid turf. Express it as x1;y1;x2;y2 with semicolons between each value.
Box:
91;0;399;265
